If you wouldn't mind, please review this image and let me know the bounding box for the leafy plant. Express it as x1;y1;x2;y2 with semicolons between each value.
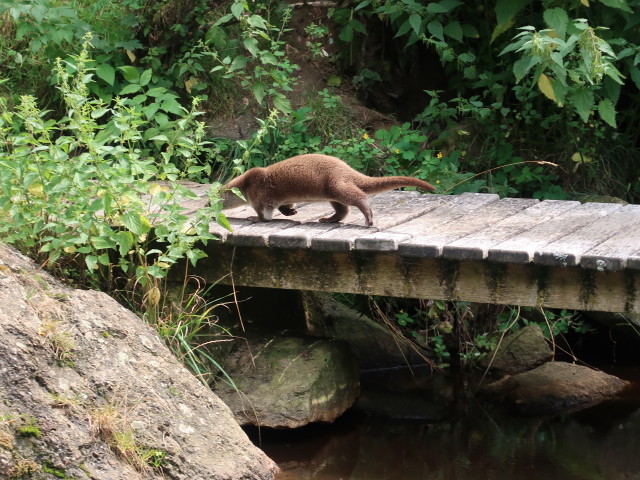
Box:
202;0;298;114
0;35;226;295
501;18;623;128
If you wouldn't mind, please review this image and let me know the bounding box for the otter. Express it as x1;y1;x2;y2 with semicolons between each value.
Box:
219;154;436;227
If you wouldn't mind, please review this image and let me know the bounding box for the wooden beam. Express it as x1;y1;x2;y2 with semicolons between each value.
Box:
192;243;640;313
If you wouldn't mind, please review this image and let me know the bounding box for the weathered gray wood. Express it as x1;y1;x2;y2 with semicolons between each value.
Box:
442;200;581;261
394;196;538;257
309;192;447;250
534;204;640;268
488;202;623;264
193;244;640;313
355;193;499;253
225;219;300;247
268;222;343;249
579;204;640;271
170;184;640;312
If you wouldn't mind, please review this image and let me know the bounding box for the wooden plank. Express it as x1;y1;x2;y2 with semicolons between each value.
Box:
442;200;580;261
225;220;301;247
579;204;640;271
311;224;378;251
268;222;343;249
534;204;640;268
627;251;640;271
393;197;537;257
355;193;499;253
192;244;640;313
488;202;623;264
310;193;449;251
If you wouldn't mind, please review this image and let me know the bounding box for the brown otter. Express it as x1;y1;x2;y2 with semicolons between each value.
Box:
220;154;436;227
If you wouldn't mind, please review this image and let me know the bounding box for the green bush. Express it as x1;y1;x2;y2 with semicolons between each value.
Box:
0;36;227;290
329;0;640;201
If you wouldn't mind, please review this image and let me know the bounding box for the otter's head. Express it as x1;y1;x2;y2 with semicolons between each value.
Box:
220;186;247;210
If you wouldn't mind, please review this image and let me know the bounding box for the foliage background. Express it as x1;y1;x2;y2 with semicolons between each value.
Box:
1;0;639;364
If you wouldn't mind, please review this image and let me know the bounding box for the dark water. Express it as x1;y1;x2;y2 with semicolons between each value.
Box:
250;366;640;480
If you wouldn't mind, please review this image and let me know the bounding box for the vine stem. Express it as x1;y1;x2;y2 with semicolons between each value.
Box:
442;160;559;194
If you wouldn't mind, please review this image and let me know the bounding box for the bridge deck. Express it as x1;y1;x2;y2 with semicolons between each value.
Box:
178;183;640;313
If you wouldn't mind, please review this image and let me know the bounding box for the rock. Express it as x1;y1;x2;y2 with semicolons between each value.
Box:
302;292;429;369
482;324;553;373
0;243;277;480
482;362;627;414
214;335;360;428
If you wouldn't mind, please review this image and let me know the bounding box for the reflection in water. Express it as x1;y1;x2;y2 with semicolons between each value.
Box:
253;367;640;480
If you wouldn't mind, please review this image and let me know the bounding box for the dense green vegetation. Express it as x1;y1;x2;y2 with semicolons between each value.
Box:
1;0;638;367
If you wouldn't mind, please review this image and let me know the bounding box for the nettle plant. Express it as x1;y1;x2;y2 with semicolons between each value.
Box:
501;14;623;128
0;36;228;300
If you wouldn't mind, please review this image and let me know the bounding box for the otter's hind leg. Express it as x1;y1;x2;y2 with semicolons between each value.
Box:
278;204;298;216
319;202;349;223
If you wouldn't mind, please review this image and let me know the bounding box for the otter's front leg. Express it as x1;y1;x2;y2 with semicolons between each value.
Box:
247;204;275;222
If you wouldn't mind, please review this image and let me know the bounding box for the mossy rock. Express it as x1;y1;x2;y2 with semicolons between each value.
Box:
215;335;360;428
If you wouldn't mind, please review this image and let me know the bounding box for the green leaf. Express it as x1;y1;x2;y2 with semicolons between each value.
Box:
394;19;412;38
572;87;594;122
272;95;291;113
339;24;354;42
161;98;185;115
630;67;640;89
139;69;152;87
252;82;266;103
427;20;444;41
119;83;141;95
444;21;463;42
115;231;134;256
119;65;139;83
121;212;151;236
243;37;259;56
144;103;160;120
512;56;538;82
229;55;248;71
205;25;228;48
85;255;98;271
492;0;532;42
462;24;479;38
597;98;617;127
409;14;422;35
598;0;633;13
91;236;117;249
247;14;267;30
495;0;532;25
543;7;569;39
350;19;367;35
231;1;245;19
96;63;115;86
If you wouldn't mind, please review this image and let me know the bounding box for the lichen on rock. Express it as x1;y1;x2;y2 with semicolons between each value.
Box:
0;243;277;480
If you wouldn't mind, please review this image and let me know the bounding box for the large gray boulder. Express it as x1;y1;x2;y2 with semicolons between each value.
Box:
215;335;360;428
0;243;277;480
482;362;627;414
482;324;553;373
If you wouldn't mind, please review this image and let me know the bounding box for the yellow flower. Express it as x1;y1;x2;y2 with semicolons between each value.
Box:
436;180;440;184
394;148;400;154
363;133;369;139
436;152;443;159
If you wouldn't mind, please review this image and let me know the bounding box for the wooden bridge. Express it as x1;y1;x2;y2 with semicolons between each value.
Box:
178;183;640;314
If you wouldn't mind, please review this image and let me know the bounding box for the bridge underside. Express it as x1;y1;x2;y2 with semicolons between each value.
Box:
192;243;640;314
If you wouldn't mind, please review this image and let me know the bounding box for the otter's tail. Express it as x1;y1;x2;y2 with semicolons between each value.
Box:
359;176;436;195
